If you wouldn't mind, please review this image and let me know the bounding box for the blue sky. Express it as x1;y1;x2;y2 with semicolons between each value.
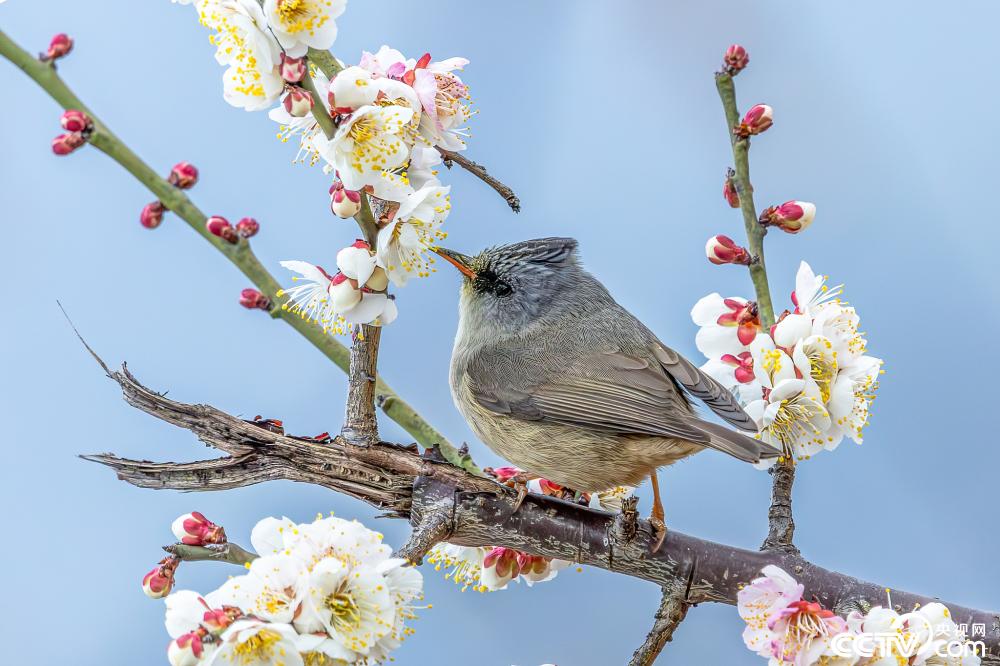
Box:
2;1;998;664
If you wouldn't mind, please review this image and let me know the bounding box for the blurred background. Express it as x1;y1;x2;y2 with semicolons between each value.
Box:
2;1;998;664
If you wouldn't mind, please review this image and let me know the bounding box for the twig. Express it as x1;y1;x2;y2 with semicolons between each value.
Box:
0;29;465;464
165;542;258;567
715;70;798;554
438;148;520;213
628;584;690;666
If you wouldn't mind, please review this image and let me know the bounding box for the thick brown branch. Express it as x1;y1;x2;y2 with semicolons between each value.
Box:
438;148;520;213
628;584;689;666
85;365;1000;661
342;324;382;446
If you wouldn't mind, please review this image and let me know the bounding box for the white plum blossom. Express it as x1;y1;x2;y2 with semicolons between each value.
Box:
269;69;332;166
195;0;284;111
692;261;882;463
278;258;397;334
376;183;451;286
210;619;303;666
315;104;416;192
262;0;346;57
425;542;569;594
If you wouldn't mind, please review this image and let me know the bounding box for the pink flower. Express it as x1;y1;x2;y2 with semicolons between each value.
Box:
737;565;805;656
44;33;74;61
717;298;761;346
760;201;816;234
168;162;199;189
735;104;773;137
236;217;259;238
279;54;307;84
140;201;166;229
171;511;226;546
51;132;86;155
142;556;180;599
724;44;749;74
60;109;91;133
239;288;270;310
706;234;752;266
768;600;849;665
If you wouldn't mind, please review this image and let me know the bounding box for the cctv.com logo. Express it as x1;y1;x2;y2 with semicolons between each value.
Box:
829;613;986;660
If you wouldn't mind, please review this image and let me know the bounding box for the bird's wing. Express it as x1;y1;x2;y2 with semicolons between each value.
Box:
465;349;765;463
650;342;759;433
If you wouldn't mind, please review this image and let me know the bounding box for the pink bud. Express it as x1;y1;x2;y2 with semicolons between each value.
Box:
140;201;166;229
723;170;740;209
706;234;752;266
236;217;259;238
206;216;238;244
282;87;314;117
44;33;74;61
239;288;270;310
171;511;227;546
60;109;91;133
142;556;179;599
735;104;773;138
168;162;199;189
51;132;86;155
759;200;816;234
329;180;362;219
279;54;307;83
724;44;749;74
488;466;523;483
168;631;205;666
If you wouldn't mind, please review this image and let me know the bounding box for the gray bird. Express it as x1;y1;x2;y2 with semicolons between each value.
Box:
435;237;777;549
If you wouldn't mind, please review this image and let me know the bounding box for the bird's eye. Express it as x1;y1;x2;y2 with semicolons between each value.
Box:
494;281;513;297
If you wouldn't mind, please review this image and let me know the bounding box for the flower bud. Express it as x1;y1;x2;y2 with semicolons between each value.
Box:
168;631;205;666
759;200;816;234
279;54;307;83
239;288;270;310
365;266;389;292
724;44;749;74
206;216;238;244
202;606;243;633
329;181;362;218
282;87;314;117
735;104;773;137
772;312;812;348
51;132;86;155
44;33;74;61
723;170;740;208
706;234;752;266
171;511;227;546
336;240;377;286
487;466;522;483
142;556;180;599
60;109;91;133
236;217;259;238
168;162;199;189
329;272;362;312
140;201;166;229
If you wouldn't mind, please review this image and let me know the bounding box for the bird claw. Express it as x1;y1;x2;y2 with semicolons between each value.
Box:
649;516;667;553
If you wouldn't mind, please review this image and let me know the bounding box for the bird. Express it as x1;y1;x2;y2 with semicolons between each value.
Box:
434;237;778;550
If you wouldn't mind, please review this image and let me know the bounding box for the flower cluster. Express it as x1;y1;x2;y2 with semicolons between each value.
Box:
163;514;424;666
737;566;982;665
277;239;396;333
426;544;569;593
693;261;883;462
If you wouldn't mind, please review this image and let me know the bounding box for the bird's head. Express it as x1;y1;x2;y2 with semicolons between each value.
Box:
435;237;584;334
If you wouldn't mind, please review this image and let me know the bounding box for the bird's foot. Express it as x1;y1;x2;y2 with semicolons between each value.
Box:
508;473;535;512
649;516;667;553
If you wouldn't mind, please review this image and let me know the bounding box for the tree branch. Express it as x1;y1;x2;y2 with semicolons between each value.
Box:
0;29;468;465
438;148;520;213
165;542;258;567
716;70;798;555
628;584;689;666
83;362;1000;662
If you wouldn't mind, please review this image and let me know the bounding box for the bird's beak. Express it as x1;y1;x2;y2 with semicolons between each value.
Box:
434;247;477;279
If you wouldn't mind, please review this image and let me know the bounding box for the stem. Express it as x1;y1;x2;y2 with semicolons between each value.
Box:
164;542;258;566
715;70;797;554
342;324;382;445
628;584;690;666
0;29;465;465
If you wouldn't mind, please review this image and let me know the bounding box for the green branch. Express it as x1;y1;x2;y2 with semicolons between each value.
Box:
0;29;478;474
715;68;796;555
715;72;775;327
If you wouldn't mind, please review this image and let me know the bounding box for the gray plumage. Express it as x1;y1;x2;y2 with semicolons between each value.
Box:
445;237;776;493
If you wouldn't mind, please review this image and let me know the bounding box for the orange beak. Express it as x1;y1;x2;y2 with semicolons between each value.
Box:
434;247;477;279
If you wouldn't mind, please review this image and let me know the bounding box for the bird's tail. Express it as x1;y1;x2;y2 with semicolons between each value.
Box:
691;419;781;464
